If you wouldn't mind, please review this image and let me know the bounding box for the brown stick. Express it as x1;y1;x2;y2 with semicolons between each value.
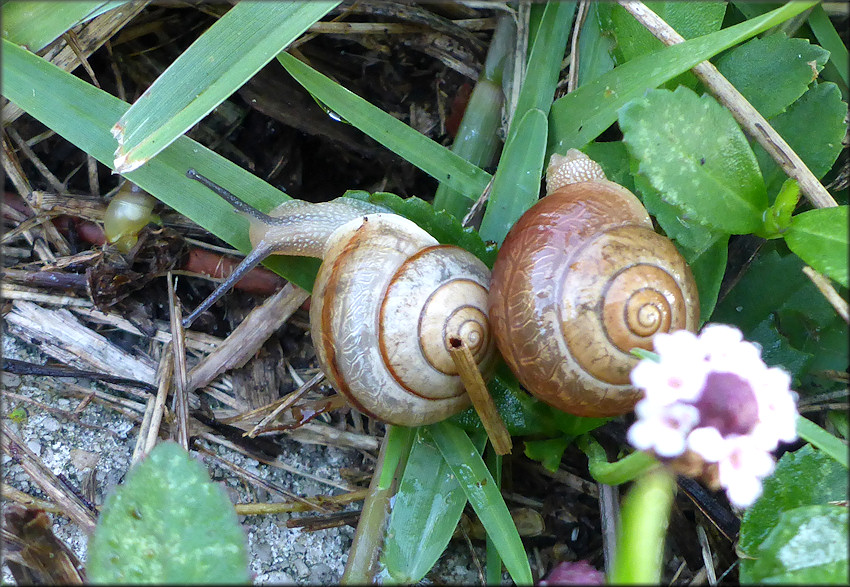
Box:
618;1;838;209
447;337;512;455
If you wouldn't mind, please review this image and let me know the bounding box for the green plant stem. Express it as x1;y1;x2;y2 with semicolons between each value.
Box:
341;425;415;585
432;16;513;218
797;416;848;469
609;468;677;584
578;435;660;485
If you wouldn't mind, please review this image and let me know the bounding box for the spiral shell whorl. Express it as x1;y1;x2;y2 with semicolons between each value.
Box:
488;179;699;418
311;214;493;426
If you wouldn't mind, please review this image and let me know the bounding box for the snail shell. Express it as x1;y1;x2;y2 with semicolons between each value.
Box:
182;170;494;427
311;214;494;426
103;182;156;253
488;150;699;417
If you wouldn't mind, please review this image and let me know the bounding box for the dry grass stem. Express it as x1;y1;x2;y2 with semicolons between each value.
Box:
618;0;838;209
168;272;190;450
233;488;368;516
186;282;310;391
447;337;512;455
802;265;849;323
1;428;98;534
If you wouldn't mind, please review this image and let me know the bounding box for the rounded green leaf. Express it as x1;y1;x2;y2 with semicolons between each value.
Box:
715;33;830;120
87;442;249;584
740;505;848;584
620;87;767;234
785;206;849;288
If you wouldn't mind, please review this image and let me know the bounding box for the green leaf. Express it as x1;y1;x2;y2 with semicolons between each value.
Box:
714;33;830;119
1;38;322;292
87;442;249;583
113;2;338;171
548;1;818;153
478;2;575;245
753;82;847;200
797;418;849;469
2;1;122;51
683;234;728;323
278;52;491;203
381;428;487;584
784;206;849;287
606;1;727;89
740;505;848;584
478;108;548;244
575;2;616;88
361;192;498;267
524;436;570;473
620;87;767;234
430;422;533;585
748;315;813;383
712;244;848;375
739;444;849;556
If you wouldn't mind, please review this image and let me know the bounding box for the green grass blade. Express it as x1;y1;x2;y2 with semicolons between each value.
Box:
505;1;576;145
548;0;819;154
797;417;849;469
478;108;548;244
807;3;849;89
478;1;575;244
1;1;121;51
113;1;339;172
2;38;319;291
381;428;486;584
278;52;492;202
431;421;532;585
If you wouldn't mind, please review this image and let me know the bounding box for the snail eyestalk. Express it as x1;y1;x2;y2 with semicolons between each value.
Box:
181;241;277;328
186;169;288;225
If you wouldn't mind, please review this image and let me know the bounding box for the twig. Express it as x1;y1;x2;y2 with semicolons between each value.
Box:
567;0;590;93
168;272;189;450
598;483;619;577
447;337;512;455
144;348;173;455
247;372;325;437
186;282;310;391
802;266;849;323
194;444;328;513
233;489;368;516
697;523;717;585
1;429;98;534
618;0;838;209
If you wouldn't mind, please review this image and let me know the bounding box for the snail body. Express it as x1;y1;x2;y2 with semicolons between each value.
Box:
184;171;494;426
488;150;699;417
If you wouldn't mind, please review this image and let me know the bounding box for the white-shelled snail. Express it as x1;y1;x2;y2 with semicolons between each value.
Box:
183;170;495;426
488;150;700;418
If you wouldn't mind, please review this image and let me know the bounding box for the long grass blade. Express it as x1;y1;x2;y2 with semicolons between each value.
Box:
2;38;320;291
548;1;819;153
1;1;123;51
431;421;532;585
278;52;492;202
113;1;339;172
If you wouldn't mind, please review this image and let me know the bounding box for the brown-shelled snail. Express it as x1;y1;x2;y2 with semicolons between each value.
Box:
182;170;495;427
488;150;699;418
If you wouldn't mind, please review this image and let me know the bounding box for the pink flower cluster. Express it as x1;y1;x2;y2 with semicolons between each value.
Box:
627;324;798;508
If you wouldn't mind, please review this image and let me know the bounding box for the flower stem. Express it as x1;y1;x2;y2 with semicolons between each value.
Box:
579;435;660;485
609;468;676;584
